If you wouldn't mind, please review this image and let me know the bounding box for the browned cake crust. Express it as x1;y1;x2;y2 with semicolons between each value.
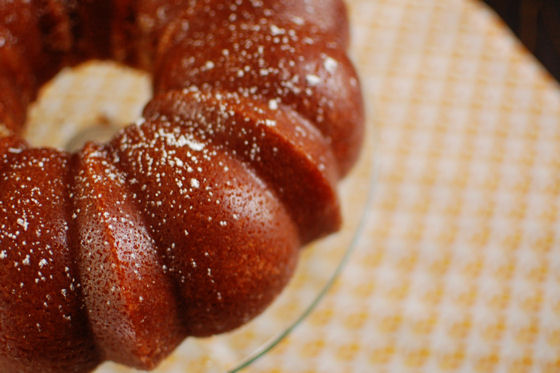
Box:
0;1;364;371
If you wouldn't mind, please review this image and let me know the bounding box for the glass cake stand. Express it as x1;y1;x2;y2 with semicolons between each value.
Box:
25;62;377;373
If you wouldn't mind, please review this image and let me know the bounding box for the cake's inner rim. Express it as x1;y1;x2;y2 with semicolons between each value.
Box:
63;116;123;152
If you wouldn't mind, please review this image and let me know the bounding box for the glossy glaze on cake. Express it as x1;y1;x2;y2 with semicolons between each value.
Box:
0;1;364;371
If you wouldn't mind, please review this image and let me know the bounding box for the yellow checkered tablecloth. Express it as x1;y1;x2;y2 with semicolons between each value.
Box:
22;0;560;371
250;0;560;372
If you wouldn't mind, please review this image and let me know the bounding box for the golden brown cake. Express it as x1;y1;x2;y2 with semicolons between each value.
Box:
0;0;364;371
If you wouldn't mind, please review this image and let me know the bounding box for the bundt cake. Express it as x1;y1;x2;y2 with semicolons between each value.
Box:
0;0;364;371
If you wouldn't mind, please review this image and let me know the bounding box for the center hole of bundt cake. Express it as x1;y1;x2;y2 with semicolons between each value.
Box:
24;61;151;151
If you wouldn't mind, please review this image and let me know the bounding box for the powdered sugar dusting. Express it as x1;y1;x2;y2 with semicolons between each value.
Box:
0;0;361;365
